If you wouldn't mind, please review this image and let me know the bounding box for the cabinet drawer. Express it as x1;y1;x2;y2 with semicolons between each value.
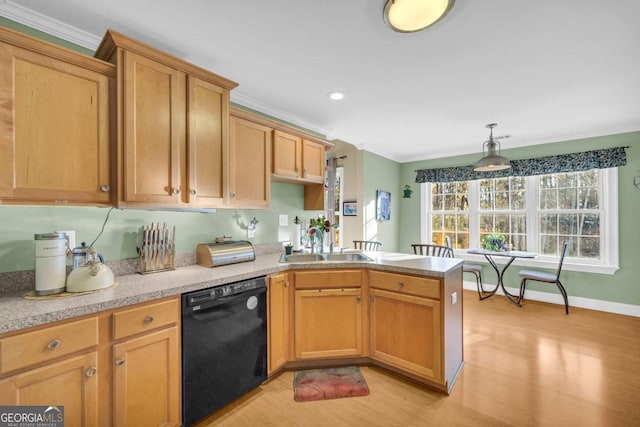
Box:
368;271;441;300
0;317;98;374
113;298;179;341
294;270;362;289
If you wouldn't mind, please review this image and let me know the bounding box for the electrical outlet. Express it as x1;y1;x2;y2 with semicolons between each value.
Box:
279;214;288;227
451;292;457;305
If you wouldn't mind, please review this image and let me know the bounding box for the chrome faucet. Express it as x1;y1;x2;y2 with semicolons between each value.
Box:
307;226;324;254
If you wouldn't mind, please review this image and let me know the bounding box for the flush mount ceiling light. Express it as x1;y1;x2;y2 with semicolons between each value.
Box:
473;123;512;172
383;0;455;33
328;92;344;100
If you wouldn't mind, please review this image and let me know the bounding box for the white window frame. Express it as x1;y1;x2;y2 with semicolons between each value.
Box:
420;168;619;274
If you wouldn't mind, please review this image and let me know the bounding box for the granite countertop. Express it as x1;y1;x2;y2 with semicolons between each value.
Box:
0;251;462;334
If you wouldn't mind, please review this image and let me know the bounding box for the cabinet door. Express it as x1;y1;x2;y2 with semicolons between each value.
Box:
370;288;442;383
122;51;185;204
0;352;98;426
272;130;301;179
294;288;363;359
301;139;325;183
113;327;180;427
186;76;228;207
268;273;291;375
0;44;112;204
228;116;271;208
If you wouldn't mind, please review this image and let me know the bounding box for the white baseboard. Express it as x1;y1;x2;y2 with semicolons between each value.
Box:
462;280;640;317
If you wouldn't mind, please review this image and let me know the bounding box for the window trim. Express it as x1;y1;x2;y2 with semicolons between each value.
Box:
420;168;619;275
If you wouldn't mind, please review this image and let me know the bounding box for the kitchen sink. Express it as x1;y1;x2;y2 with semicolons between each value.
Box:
325;253;373;262
279;252;373;263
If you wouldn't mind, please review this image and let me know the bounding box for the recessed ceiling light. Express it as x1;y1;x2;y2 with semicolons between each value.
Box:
328;92;344;101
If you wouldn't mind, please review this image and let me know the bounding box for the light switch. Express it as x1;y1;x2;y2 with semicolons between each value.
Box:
451;292;457;305
279;214;289;227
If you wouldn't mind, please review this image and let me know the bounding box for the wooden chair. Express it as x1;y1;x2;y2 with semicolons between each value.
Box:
353;240;382;251
445;236;486;300
517;241;570;314
411;244;453;258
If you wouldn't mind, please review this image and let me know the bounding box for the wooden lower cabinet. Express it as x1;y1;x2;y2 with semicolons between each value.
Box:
369;288;442;382
268;273;291;375
0;296;181;427
294;287;363;359
112;327;181;427
0;352;98;426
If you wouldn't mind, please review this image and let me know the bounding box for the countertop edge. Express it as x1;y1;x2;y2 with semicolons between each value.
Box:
0;252;462;334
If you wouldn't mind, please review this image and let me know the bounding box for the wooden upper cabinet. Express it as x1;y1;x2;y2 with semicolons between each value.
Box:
272;130;302;179
95;29;237;208
0;28;115;205
122;51;185;205
229;115;271;208
186;76;228;207
301;139;325;183
272;130;325;184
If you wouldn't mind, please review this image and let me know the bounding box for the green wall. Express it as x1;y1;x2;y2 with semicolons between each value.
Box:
399;131;640;305
0;17;93;55
0;183;322;273
361;151;401;252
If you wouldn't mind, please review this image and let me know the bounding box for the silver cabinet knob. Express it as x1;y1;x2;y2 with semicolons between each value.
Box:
86;367;97;377
230;192;236;199
143;315;154;324
47;339;61;350
100;185;110;192
115;357;126;366
190;189;197;196
171;188;180;195
356;296;362;302
398;282;404;288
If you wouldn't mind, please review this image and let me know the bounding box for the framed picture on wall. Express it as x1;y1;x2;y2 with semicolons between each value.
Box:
376;190;391;221
343;201;358;216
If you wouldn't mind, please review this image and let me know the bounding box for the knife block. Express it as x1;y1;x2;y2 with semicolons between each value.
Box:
137;223;176;274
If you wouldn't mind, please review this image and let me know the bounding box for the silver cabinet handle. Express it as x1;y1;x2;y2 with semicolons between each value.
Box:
143;315;154;324
356;296;362;302
86;367;97;377
190;189;197;195
115;357;126;366
398;282;404;288
171;188;180;195
230;192;236;199
47;339;61;350
100;185;110;192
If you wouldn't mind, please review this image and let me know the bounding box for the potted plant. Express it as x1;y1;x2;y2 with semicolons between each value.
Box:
481;233;506;251
284;241;294;255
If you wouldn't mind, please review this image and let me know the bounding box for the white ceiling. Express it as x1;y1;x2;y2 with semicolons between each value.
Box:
4;0;640;162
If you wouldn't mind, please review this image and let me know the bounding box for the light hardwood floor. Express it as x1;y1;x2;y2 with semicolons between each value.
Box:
197;290;640;426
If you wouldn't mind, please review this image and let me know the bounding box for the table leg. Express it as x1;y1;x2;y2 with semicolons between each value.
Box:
482;255;522;306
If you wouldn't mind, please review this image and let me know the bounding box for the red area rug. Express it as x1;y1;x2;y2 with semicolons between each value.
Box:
293;366;370;402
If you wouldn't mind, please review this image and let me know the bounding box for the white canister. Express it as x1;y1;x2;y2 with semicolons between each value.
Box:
34;232;67;296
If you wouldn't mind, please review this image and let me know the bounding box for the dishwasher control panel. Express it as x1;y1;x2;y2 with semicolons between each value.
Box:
185;276;266;307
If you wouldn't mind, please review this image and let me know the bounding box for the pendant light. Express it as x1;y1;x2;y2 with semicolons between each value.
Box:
383;0;455;33
473;123;512;172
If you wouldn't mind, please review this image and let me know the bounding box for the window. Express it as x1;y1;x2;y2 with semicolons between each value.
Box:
422;168;618;274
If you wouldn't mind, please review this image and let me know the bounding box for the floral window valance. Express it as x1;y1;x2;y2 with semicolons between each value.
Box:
414;146;628;183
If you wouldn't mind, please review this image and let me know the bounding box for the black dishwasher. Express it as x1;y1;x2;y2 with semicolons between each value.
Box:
181;276;267;426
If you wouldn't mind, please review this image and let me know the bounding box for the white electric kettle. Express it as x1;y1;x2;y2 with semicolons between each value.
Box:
66;247;115;292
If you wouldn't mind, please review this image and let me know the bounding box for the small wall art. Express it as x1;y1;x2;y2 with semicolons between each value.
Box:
343;201;358;216
376;190;391;221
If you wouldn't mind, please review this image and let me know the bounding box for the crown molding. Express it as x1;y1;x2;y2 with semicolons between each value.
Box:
231;90;331;138
0;0;101;50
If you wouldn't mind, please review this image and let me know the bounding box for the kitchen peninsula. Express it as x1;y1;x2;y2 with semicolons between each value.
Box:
0;250;463;425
